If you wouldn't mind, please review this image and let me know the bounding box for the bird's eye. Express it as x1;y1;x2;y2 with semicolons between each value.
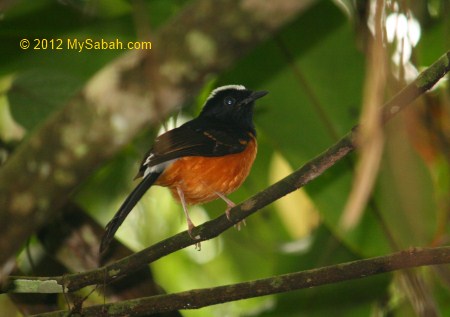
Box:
224;96;236;106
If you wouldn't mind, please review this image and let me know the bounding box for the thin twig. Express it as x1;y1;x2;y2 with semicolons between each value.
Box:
32;246;450;317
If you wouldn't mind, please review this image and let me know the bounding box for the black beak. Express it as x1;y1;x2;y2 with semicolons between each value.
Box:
242;90;269;105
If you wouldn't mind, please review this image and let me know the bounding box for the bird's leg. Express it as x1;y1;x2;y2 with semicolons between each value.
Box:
214;191;246;230
177;187;195;233
177;187;201;249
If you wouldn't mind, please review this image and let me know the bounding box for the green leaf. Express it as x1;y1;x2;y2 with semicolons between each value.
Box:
8;69;82;130
221;1;392;257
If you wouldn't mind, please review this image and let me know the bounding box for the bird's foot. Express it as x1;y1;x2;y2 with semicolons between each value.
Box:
187;219;201;250
225;202;246;230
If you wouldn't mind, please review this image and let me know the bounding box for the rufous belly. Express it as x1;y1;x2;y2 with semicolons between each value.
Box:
155;138;257;205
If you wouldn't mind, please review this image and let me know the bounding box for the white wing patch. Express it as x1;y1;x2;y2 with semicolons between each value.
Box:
144;153;154;166
143;158;177;178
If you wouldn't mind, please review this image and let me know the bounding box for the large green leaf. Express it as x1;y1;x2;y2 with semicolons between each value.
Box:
7;69;83;130
221;1;392;257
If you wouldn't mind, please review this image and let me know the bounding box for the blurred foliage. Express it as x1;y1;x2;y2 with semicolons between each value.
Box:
0;0;449;316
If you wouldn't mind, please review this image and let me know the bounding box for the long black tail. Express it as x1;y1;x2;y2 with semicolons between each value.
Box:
100;172;161;255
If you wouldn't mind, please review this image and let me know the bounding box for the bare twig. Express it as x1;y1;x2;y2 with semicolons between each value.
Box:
32;246;450;316
340;0;387;229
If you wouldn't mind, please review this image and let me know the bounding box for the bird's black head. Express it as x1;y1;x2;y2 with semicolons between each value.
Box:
199;85;268;135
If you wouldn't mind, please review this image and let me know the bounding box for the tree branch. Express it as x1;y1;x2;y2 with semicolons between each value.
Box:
32;246;450;316
0;0;313;268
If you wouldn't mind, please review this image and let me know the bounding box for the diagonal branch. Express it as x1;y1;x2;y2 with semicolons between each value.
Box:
2;51;449;296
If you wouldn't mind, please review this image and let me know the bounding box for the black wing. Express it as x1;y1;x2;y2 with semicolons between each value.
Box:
135;118;252;178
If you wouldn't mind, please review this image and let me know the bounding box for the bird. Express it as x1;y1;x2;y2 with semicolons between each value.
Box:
99;85;268;254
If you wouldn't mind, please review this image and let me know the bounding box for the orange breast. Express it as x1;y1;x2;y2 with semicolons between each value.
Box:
155;137;257;205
